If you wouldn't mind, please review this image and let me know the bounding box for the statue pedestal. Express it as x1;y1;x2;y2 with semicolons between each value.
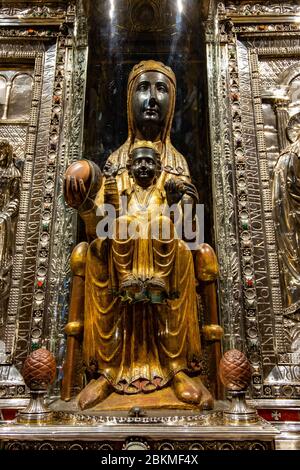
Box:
0;404;278;451
90;387;200;411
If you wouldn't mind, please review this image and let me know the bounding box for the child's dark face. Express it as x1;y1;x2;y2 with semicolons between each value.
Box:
131;147;157;188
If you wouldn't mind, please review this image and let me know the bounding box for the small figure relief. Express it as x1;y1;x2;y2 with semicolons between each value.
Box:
62;60;221;410
0;140;21;328
273;113;300;351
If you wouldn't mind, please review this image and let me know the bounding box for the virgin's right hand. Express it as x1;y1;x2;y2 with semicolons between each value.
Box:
64;160;91;209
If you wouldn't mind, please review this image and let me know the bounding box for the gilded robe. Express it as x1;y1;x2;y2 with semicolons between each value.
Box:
78;60;202;393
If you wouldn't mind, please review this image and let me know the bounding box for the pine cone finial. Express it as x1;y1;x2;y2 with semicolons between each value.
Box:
22;348;56;391
219;349;252;391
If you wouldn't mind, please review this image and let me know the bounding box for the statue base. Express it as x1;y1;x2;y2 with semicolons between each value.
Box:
0;401;279;451
94;387;201;411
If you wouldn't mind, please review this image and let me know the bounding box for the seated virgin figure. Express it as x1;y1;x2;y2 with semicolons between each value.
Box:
63;60;220;411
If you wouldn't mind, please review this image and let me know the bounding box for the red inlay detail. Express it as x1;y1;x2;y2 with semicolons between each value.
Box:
1;409;18;421
258;409;300;422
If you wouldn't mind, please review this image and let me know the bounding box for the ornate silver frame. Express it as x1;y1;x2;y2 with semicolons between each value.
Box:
208;1;300;401
0;0;88;400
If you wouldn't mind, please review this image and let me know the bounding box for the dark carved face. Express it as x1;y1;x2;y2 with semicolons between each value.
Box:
131;71;171;134
131;147;157;188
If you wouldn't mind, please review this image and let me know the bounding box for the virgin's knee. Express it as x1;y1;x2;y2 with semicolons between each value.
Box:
194;243;219;282
70;242;89;277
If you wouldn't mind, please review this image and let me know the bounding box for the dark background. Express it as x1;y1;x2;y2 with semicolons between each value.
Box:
82;0;213;244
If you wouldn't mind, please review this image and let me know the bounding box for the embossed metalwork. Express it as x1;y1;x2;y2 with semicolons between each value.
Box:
55;410;226;426
0;126;27;161
234;24;300;35
29;35;69;353
0;4;66;19
257;48;300;368
0;2;78;403
0;409;277;450
219;2;300;17
0;349;25;399
44;42;74;391
0;141;22;331
3;47;45;367
2;0;300;408
0;67;33;340
210;1;300;400
153;440;271;450
240;42;279;387
0;1;75;25
69;0;88;163
269;109;300;321
45;0;88;393
84;0;189;35
0;69;33;121
206;16;243;353
228;36;263;374
0;439;273;450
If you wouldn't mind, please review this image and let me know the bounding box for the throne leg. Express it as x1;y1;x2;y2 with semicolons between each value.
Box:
194;243;223;399
61;242;88;401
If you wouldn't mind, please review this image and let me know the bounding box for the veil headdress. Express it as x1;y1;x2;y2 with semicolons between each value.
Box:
127;60;176;146
107;60;190;181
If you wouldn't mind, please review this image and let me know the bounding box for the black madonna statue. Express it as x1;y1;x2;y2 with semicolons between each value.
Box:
62;60;221;411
